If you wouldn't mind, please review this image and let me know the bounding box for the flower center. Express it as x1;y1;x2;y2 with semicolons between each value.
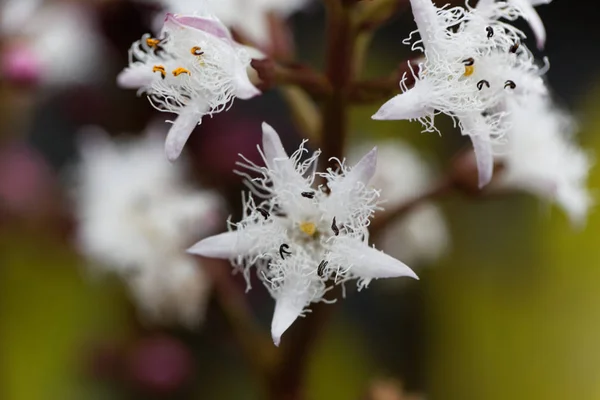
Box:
299;222;317;237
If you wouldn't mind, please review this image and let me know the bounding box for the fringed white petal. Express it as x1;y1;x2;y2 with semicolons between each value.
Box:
333;237;418;281
271;294;306;346
510;0;547;49
116;64;155;89
165;106;206;161
372;84;434;121
345;147;378;188
409;0;444;52
187;230;256;259
470;133;494;189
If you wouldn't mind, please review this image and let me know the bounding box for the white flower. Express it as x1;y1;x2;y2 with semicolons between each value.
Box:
188;123;417;346
139;0;312;47
118;13;260;161
74;124;222;326
372;0;548;188
493;95;593;225
0;1;107;85
350;141;450;266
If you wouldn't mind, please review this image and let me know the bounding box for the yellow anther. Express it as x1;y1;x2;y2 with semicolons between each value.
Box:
146;38;161;48
299;222;317;237
464;65;474;76
172;67;191;77
191;46;204;56
152;65;166;78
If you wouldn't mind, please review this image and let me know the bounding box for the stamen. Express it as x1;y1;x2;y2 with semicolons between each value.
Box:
477;80;490;90
299;222;317;236
331;217;340;236
257;207;270;220
279;244;292;259
462;58;475;77
152;65;166;79
486;26;494;38
146;38;160;48
172;67;191;77
301;191;315;199
317;260;328;277
504;80;516;89
191;46;204;56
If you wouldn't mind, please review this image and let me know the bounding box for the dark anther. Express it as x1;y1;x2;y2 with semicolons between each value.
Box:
509;42;520;53
504;80;516;89
477;80;490;90
301;191;315;199
257;207;270;220
462;57;475;66
486;26;494;38
317;260;328;277
331;217;340;236
279;244;292;259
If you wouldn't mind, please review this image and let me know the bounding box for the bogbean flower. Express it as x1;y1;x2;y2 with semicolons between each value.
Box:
372;0;549;188
118;13;260;161
188;123;418;346
74;124;222;326
350;141;450;266
493;95;592;225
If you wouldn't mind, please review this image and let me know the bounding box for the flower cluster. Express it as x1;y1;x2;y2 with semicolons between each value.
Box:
189;123;418;345
118;13;260;161
74;124;222;326
373;0;550;188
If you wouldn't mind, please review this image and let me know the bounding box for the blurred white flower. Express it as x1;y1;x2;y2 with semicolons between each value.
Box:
118;13;260;161
140;0;311;47
493;96;593;225
0;0;108;86
372;0;548;188
74;124;222;327
350;141;450;266
188;123;417;346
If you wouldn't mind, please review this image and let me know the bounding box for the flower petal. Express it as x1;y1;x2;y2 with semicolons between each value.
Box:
116;64;155;89
470;133;494;189
163;13;232;41
165;107;206;161
234;69;261;99
261;122;289;165
334;237;418;281
271;294;306;346
509;0;546;49
372;83;434;121
346;147;378;187
409;0;444;52
188;231;252;259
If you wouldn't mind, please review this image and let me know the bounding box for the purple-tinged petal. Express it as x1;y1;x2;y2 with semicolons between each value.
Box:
164;13;232;41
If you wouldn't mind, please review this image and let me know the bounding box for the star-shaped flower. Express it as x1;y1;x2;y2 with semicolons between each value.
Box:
188;123;418;345
372;0;548;188
74;124;222;326
118;13;260;161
